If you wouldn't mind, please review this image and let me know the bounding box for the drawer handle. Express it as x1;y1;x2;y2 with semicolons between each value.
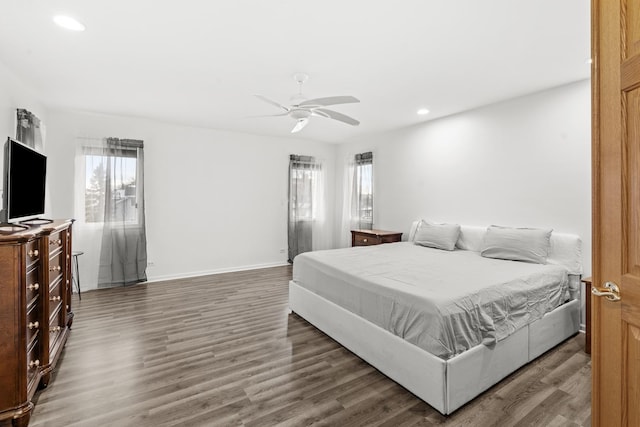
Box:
50;296;61;302
50;326;62;333
50;265;62;272
363;238;368;243
29;360;40;368
28;321;39;330
28;249;39;258
28;283;40;291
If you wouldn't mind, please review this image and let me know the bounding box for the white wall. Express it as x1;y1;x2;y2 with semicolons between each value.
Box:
45;110;336;290
336;79;591;323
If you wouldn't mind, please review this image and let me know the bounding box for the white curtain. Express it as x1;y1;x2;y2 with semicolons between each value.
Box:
339;151;374;247
74;137;147;288
353;152;373;229
288;155;329;262
16;108;45;151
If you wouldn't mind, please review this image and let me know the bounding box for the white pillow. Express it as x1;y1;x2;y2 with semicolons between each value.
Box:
480;225;552;264
408;220;425;242
547;232;583;274
456;226;486;252
414;222;461;251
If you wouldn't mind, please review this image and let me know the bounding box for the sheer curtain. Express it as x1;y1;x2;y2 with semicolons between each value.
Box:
288;155;328;262
340;151;374;247
353;152;373;229
98;138;147;286
75;137;147;287
16;108;44;150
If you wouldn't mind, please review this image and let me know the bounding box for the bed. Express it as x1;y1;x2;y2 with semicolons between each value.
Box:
288;223;582;415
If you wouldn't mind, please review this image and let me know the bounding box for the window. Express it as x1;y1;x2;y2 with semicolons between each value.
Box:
82;141;141;225
353;152;373;228
74;137;148;287
289;158;321;221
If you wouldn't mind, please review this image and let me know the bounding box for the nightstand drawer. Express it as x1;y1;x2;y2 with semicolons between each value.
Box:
351;229;403;247
354;233;378;246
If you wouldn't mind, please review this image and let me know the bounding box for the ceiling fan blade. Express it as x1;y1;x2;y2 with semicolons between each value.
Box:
291;118;309;133
315;108;360;126
254;95;290;112
245;112;290;118
311;110;331;119
298;96;360;108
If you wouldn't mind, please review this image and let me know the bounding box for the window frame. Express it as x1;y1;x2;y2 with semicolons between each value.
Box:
80;145;141;226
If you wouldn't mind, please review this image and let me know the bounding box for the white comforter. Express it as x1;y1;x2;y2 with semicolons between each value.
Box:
292;242;570;360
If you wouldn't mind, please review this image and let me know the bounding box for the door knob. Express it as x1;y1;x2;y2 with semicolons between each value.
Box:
591;281;621;302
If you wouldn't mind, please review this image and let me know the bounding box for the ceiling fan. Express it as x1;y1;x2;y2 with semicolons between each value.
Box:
253;73;360;133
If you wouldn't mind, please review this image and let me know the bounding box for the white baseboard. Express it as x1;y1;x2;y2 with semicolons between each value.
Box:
145;261;290;284
76;261;290;292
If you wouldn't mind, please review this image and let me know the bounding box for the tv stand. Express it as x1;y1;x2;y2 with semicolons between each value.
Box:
20;218;54;226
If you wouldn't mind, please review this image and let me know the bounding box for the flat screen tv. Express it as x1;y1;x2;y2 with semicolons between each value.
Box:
3;137;47;223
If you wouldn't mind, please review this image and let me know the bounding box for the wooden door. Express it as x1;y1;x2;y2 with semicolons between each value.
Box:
592;0;640;425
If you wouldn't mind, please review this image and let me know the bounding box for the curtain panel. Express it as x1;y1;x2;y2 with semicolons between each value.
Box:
353;151;373;230
96;138;148;287
339;151;374;247
16;108;44;150
288;154;326;262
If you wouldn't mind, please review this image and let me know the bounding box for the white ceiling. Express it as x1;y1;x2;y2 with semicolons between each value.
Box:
0;1;590;143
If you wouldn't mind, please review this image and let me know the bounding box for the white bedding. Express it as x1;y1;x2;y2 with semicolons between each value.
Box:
293;242;570;360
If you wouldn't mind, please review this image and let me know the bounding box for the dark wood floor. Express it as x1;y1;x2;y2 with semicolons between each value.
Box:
29;265;591;427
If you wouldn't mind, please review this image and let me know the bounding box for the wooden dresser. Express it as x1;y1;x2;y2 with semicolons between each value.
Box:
351;229;403;247
0;220;73;427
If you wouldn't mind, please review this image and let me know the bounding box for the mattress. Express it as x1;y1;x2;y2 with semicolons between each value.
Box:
292;242;570;360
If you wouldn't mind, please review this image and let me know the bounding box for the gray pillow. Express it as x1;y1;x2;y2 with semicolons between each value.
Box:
480;225;552;264
414;222;461;251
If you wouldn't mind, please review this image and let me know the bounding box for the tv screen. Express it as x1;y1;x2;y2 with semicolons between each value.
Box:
4;137;47;223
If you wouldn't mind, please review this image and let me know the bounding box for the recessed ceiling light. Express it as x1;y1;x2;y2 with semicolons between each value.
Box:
53;15;86;32
417;108;430;115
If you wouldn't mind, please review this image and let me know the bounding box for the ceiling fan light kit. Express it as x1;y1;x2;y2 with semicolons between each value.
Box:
254;73;360;133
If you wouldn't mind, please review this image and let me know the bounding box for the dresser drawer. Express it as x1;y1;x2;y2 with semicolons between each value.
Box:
48;315;64;355
26;303;40;349
26;340;41;385
48;231;65;255
48;251;64;284
25;239;40;268
26;267;41;308
49;281;63;320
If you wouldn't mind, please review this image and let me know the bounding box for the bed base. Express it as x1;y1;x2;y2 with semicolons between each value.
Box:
289;281;580;415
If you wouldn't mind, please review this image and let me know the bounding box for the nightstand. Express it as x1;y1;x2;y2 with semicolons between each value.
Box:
351;229;403;247
582;276;592;354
